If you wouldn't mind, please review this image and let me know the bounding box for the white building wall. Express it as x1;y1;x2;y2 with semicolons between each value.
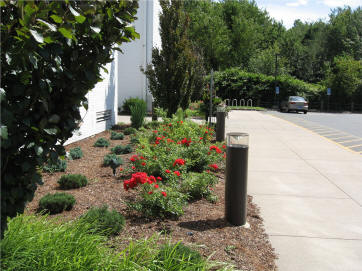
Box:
117;0;154;112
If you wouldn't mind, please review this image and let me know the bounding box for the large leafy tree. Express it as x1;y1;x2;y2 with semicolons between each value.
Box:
0;0;139;235
144;0;204;117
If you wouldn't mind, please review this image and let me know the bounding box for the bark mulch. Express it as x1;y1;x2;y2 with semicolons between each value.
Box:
25;129;277;271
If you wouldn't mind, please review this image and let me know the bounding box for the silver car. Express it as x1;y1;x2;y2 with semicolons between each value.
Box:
280;96;308;114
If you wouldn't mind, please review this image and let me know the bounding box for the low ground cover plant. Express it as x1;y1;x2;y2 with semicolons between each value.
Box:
58;174;88;190
38;193;76;214
79;205;125;237
111;144;133;155
68;147;83;160
93;137;110;148
1;215;234;271
124;127;137;135
43;158;67;173
103;154;123;167
110;131;124;140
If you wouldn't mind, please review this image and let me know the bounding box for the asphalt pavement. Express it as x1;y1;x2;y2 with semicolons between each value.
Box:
225;111;362;271
266;111;362;154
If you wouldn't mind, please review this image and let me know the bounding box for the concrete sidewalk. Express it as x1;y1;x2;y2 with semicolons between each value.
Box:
225;111;362;271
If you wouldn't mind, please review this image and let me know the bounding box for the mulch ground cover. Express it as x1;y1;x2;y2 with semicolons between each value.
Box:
25;127;277;271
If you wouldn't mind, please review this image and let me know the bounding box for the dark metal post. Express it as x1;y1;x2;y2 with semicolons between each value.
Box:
216;108;226;142
225;133;249;226
151;97;157;121
209;69;214;124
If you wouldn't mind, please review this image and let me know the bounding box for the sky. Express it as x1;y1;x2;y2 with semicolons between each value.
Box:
254;0;361;29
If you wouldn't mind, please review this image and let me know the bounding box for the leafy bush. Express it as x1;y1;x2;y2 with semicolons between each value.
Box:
156;242;205;269
68;147;83;160
103;154;123;167
122;97;144;114
143;120;161;130
93;138;110;148
0;214;123;271
58;174;88;190
130;134;140;145
1;0;139;234
180;172;218;201
124;127;137;135
38;193;76;214
127;184;188;218
111;144;133;155
130;99;147;129
110;131;124;140
79;205;125;236
43;158;67;173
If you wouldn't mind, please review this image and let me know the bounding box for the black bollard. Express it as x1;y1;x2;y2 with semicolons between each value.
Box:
225;133;249;226
216;111;226;142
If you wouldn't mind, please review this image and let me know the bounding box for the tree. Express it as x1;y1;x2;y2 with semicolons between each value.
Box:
144;0;204;117
0;0;139;236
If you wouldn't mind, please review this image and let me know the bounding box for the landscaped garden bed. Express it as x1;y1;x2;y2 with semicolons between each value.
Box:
23;118;277;271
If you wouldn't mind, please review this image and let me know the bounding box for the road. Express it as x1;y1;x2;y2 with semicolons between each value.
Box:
265;111;362;154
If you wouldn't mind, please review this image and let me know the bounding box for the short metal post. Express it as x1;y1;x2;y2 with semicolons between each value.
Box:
152;100;157;121
225;133;249;226
216;109;226;142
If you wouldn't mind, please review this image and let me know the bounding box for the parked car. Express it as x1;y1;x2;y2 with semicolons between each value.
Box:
280;96;308;114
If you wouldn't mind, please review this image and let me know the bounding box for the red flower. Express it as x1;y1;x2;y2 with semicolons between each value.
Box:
210;145;222;154
154;184;159;189
148;191;153;195
130;155;138;162
174;171;181;177
167;138;174;143
205;130;208;134
199;137;203;140
153;130;158;133
209;164;219;170
168;123;172;127
155;140;160;145
132;166;136;170
173;158;185;167
157;176;162;181
119;168;123;172
222;144;226;149
180;138;192;147
165;169;171;173
161;191;167;197
141;162;146;166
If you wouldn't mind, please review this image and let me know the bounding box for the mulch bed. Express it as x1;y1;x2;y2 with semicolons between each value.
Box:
25;128;277;271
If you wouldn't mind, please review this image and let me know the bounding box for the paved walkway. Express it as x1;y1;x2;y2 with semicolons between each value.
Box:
225;111;362;271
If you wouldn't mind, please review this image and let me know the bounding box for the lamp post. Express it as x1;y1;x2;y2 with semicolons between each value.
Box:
274;53;279;108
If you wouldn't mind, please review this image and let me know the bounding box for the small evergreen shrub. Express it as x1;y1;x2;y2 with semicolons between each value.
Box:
103;154;123;167
111;144;133;154
93;137;110;148
156;242;204;269
68;147;83;160
122;97;143;114
79;205;125;236
38;193;76;214
110;131;124;140
124;127;137;135
58;174;88;190
130;99;147;129
43;158;67;173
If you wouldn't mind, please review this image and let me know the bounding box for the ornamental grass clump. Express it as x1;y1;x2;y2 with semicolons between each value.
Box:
130;99;147;129
43;158;67;173
110;131;124;140
0;214;123;271
38;193;76;214
93;137;110;148
68;147;83;160
57;174;88;190
79;205;125;237
111;144;133;154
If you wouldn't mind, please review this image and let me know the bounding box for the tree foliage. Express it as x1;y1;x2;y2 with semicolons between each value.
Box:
144;0;205;117
0;0;139;235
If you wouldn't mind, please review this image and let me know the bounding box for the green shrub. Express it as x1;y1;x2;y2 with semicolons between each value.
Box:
180;172;218;201
58;174;88;190
38;193;76;214
68;147;83;160
127;185;188;218
93;138;110;148
79;205;125;236
130;134;140;145
156;242;205;269
143;120;161;130
122;97;144;114
0;214;123;271
103;154;123;167
43;158;67;173
110;131;124;140
124;127;137;135
111;144;133;155
130;99;147;129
